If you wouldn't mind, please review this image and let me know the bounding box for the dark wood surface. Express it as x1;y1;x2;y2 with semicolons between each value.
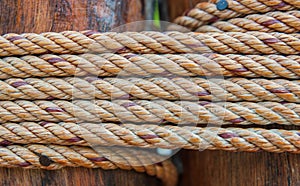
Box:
179;150;300;186
0;168;160;186
167;0;201;21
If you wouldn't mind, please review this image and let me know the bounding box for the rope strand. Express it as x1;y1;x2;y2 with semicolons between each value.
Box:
1;77;300;102
0;122;299;153
0;100;298;125
196;11;300;33
0;144;177;186
0;53;300;79
1;31;300;56
172;0;299;31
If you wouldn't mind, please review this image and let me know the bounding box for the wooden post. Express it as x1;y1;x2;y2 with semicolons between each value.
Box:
167;0;201;21
0;0;162;185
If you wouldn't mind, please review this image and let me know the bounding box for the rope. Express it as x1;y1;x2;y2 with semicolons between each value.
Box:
1;76;300;102
1;31;300;56
172;0;299;31
196;11;300;33
0;100;299;125
1;53;300;79
0;122;300;153
0;144;177;186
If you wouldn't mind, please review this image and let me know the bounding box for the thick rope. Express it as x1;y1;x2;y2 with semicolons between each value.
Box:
1;31;300;56
1;76;300;102
0;53;299;79
0;100;299;125
0;122;300;153
196;11;300;33
0;144;177;186
172;0;299;31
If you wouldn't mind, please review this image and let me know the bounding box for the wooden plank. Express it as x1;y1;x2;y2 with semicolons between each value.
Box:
180;150;300;186
0;167;161;186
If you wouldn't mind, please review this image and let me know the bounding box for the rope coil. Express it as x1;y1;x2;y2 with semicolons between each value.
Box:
172;0;300;30
0;122;300;153
0;100;298;125
0;144;177;186
0;53;300;79
1;76;300;102
196;11;300;33
1;0;300;183
1;31;300;56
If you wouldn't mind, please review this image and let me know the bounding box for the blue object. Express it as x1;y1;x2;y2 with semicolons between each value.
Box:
217;0;228;11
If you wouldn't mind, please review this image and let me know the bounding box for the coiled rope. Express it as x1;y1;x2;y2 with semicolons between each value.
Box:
0;122;300;153
172;0;300;30
1;76;300;102
0;100;298;125
1;31;300;55
0;53;300;79
1;0;300;184
196;11;300;33
0;144;177;186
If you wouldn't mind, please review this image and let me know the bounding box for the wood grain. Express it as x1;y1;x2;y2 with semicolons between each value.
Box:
179;150;300;186
167;0;203;21
0;167;160;186
0;0;143;34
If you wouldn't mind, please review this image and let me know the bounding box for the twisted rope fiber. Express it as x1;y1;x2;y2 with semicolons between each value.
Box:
0;100;299;125
1;122;300;153
3;76;300;102
172;0;300;31
0;144;177;186
1;53;300;79
196;11;300;33
1;31;300;56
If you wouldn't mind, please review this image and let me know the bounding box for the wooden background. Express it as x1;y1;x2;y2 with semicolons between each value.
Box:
1;0;300;185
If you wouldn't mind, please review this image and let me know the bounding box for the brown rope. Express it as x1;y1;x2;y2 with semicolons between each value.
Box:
1;53;300;79
1;76;300;102
0;100;299;125
172;0;299;31
0;122;299;153
0;144;177;186
1;31;300;56
196;11;300;33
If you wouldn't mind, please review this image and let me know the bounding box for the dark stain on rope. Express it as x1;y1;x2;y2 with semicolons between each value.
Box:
39;155;54;166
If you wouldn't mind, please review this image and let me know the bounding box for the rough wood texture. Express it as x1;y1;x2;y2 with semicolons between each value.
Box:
0;0;143;34
167;0;204;21
180;150;300;186
0;168;160;186
0;0;160;185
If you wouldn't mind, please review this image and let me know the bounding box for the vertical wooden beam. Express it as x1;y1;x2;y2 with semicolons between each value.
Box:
167;0;204;21
0;0;143;34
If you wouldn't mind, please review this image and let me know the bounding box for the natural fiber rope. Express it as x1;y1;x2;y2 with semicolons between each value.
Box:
0;144;177;186
172;0;300;31
2;76;300;102
196;11;300;33
1;53;300;79
0;122;300;153
1;31;300;56
0;100;299;125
